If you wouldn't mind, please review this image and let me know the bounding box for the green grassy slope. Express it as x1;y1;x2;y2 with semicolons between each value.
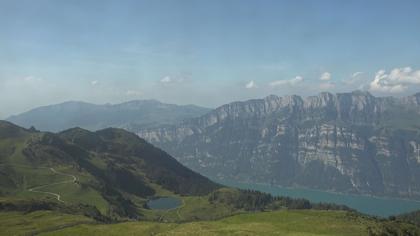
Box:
0;210;412;236
0;210;94;235
0;121;221;220
0;123;110;214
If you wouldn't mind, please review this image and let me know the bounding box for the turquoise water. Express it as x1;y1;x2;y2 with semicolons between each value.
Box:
217;180;420;217
147;197;182;210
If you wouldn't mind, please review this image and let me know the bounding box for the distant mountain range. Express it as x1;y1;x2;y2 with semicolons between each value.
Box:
137;91;420;200
7;100;211;132
7;92;420;200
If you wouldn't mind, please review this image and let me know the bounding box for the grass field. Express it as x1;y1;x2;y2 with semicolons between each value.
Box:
1;163;110;215
0;132;110;214
0;211;94;235
2;198;420;235
19;210;383;236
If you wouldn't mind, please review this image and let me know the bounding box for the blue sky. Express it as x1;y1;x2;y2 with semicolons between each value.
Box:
1;0;420;118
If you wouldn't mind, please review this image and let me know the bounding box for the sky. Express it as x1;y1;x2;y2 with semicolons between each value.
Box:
1;0;420;118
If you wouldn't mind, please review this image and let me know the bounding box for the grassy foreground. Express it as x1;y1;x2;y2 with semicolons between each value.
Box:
0;211;94;235
2;209;417;236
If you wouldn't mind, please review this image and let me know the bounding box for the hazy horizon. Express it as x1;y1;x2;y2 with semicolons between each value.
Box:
1;0;420;118
5;89;420;120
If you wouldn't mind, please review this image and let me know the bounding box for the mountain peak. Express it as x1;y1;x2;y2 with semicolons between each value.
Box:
264;94;280;101
0;120;32;139
350;90;372;96
118;99;163;106
0;120;20;129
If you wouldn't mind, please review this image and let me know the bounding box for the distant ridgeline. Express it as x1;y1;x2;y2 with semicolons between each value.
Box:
137;91;420;200
7;100;211;132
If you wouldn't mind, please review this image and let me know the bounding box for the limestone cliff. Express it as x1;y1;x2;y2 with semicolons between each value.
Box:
138;91;420;200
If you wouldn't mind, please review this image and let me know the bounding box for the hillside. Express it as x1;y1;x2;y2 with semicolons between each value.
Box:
0;120;219;219
6;100;210;132
138;91;420;200
397;209;420;227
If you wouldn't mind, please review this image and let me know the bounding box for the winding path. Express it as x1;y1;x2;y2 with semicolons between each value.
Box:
0;164;77;203
176;199;186;220
28;168;78;203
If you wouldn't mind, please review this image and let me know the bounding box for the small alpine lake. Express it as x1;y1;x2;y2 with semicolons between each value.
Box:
147;197;182;210
217;179;420;217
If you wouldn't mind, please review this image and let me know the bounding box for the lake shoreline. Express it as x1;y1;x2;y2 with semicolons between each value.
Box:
215;179;420;203
146;196;182;210
215;178;420;217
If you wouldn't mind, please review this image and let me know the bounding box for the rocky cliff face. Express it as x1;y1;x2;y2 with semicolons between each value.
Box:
138;91;420;200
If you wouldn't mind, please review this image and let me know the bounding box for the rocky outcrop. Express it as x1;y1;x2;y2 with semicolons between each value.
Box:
137;91;420;200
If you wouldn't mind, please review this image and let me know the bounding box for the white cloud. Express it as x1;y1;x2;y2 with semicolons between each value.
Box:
91;80;99;86
369;67;420;93
22;75;44;83
320;72;331;81
160;76;172;83
125;90;142;96
23;76;34;82
319;82;335;90
245;80;257;89
269;76;304;87
159;75;185;85
342;71;364;85
352;72;363;78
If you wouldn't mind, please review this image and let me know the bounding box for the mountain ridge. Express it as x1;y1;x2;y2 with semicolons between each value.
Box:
137;91;420;200
7;100;211;132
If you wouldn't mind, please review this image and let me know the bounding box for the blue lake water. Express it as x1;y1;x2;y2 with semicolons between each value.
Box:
217;180;420;217
147;197;182;210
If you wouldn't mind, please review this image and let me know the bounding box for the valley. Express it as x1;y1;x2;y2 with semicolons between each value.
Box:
1;120;419;235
